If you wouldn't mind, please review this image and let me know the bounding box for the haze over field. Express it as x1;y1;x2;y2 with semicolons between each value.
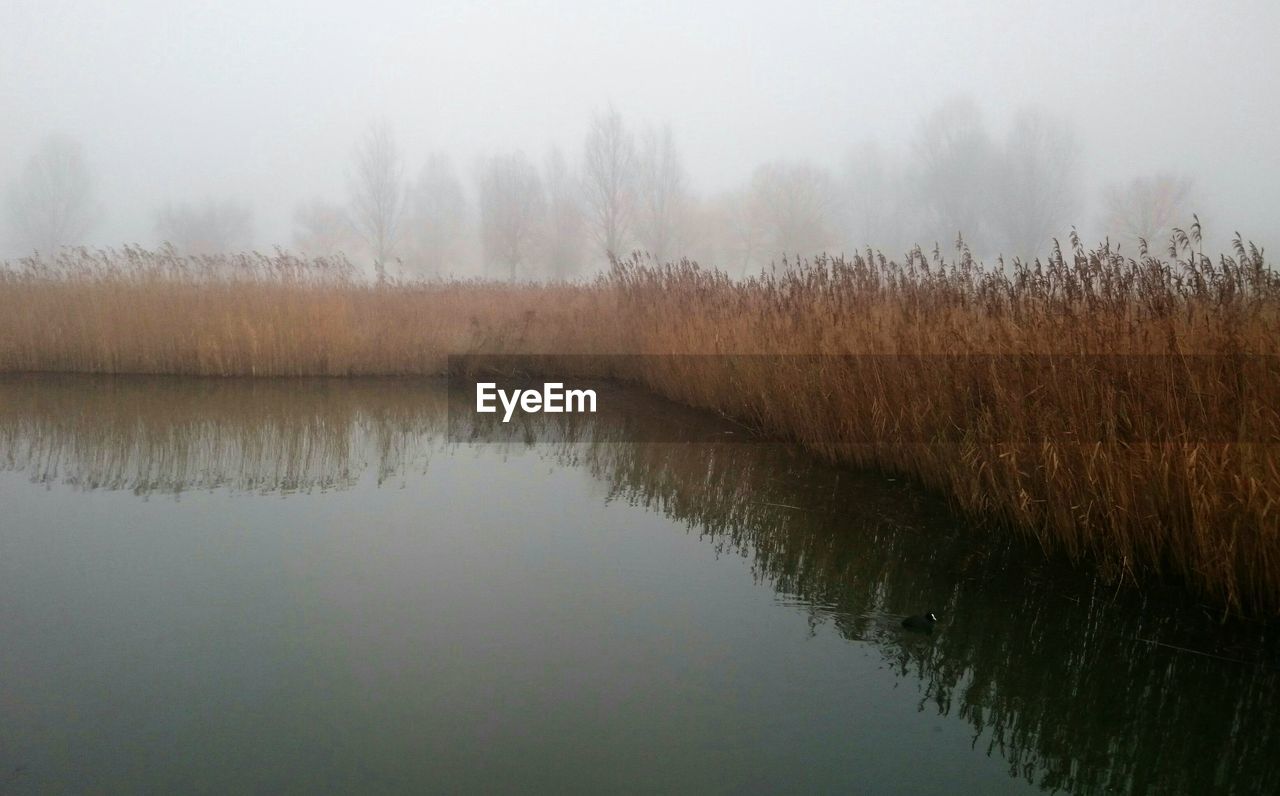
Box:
3;0;1278;274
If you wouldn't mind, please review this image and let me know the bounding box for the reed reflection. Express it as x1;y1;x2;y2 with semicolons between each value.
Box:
560;436;1280;795
1;374;1277;795
0;375;445;494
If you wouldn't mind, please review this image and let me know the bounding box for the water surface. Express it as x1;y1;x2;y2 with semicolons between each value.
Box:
1;375;1277;794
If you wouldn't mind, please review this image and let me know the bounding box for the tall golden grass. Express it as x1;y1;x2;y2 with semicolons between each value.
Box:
606;231;1280;614
1;234;1278;613
0;246;612;375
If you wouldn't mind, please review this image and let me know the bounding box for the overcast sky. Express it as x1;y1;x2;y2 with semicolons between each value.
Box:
3;0;1278;252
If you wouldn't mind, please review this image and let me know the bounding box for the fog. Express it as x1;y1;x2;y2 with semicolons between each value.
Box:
3;0;1278;275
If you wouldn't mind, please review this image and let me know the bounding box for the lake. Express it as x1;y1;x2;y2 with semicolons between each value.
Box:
1;375;1278;794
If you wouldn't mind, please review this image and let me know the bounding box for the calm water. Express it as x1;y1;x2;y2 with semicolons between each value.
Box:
1;375;1278;794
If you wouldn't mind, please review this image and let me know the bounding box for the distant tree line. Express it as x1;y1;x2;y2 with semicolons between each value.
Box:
4;99;1208;275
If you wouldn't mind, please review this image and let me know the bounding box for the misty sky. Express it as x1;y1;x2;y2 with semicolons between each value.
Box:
3;0;1278;253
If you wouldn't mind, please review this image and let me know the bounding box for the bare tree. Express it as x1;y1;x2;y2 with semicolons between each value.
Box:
405;153;466;275
540;146;585;278
582;106;637;263
993;106;1080;260
5;134;99;253
635;124;690;264
155;198;254;254
478;152;544;278
746;160;838;265
348;123;406;278
912;97;997;251
1102;174;1195;253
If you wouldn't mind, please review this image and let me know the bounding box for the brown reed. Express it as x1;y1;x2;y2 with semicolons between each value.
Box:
1;233;1277;613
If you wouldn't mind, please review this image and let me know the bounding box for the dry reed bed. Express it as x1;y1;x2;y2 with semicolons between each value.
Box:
608;234;1280;614
1;238;1278;613
0;246;614;375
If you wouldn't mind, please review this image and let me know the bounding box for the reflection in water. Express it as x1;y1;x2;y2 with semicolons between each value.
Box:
579;439;1280;794
0;375;444;494
1;374;1277;794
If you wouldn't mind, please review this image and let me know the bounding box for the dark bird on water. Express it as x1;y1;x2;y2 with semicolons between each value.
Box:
902;611;938;633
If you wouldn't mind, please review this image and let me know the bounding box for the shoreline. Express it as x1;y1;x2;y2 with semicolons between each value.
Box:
3;244;1278;614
